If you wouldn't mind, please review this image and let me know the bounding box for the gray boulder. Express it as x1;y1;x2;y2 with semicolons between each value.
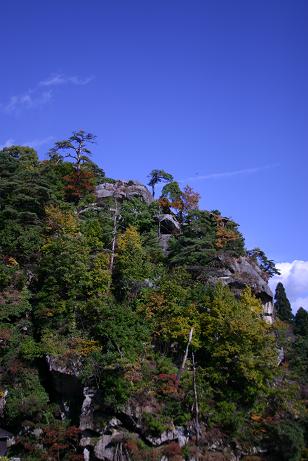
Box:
96;180;153;205
207;255;273;301
157;214;181;234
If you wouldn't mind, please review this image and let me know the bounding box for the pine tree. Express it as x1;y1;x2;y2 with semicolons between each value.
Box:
274;282;293;322
294;307;308;336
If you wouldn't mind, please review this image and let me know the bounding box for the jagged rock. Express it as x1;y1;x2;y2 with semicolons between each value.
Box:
0;428;14;457
94;429;139;460
159;234;173;255
121;396;161;430
80;387;96;431
277;347;285;365
263;301;275;324
80;437;96;447
94;434;115;460
46;356;83;420
46;355;82;377
83;447;90;461
157;214;181;234
33;428;43;439
146;426;188;447
96;180;153;205
205;255;274;321
216;256;273;301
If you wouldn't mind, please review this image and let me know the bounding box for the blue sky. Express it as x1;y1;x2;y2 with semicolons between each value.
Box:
1;0;308;308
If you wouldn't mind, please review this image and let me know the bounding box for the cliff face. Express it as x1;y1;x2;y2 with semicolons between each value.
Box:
205;255;275;323
94;181;275;323
0;175;282;461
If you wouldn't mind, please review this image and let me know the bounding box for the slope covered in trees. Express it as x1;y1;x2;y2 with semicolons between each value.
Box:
0;133;307;461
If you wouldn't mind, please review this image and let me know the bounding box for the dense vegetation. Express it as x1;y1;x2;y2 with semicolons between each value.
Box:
0;132;307;460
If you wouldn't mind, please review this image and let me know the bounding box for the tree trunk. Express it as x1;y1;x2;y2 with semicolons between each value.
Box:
176;327;194;385
109;198;119;272
192;352;201;444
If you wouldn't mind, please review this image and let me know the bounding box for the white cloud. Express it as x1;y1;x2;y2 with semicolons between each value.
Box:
0;138;15;149
39;73;94;87
0;136;53;150
22;136;54;149
180;164;279;183
2;89;52;113
269;260;308;312
1;73;93;114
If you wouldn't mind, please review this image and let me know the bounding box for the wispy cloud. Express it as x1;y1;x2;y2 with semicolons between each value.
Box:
1;72;94;114
22;136;54;149
0;138;15;149
180;164;279;183
2;89;52;114
0;136;53;150
39;73;94;87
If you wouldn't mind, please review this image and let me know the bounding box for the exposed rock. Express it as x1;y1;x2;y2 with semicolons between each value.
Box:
33;428;43;439
83;447;90;461
96;180;153;205
0;428;14;457
277;347;285;365
159;234;173;255
146;426;189;447
94;429;139;460
205;255;274;321
80;387;96;432
263;301;275;324
157;214;181;234
46;355;82;377
0;390;8;418
46;355;84;421
219;256;273;301
80;437;96;448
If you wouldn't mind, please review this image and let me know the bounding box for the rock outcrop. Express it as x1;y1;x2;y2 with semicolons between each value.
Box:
96;180;153;205
156;213;181;235
0;390;7;419
205;255;275;322
46;355;84;420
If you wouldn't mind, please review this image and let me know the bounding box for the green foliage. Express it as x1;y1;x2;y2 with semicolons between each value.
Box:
0;142;301;458
114;226;154;298
147;169;173;197
94;302;150;361
198;285;277;403
247;247;281;278
275;282;293;322
294;307;308;336
168;210;245;269
268;420;305;461
5;368;49;424
120;197;156;232
142;412;171;435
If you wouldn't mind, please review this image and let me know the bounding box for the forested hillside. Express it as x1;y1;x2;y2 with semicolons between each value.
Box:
0;131;307;461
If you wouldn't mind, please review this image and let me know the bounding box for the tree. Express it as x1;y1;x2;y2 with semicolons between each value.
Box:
48;130;102;203
274;282;293;322
160;181;183;215
294;307;308;336
247;247;280;278
0;146;51;261
181;185;200;214
147;169;173;198
114;226;153;299
168;210;245;269
49;130;96;172
198;285;277;403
